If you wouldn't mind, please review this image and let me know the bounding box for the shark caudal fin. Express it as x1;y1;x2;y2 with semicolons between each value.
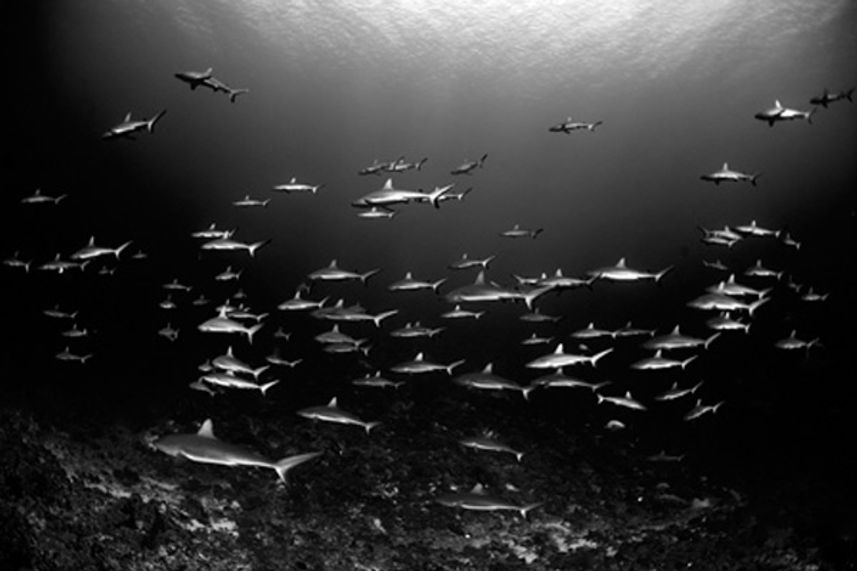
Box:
748;297;769;317
372;309;398;328
589;121;603;131
251;365;271;380
273;451;322;483
429;184;454;209
446;359;466;375
704;332;721;350
147;110;167;133
259;380;280;396
248;239;271;257
245;323;264;344
114;241;133;259
519;503;541;519
806;106;817;124
228;88;249;103
654;266;674;283
478;153;488;168
845;88;854;102
364;421;382;435
431;278;447;293
750;173;761;186
591;347;614;367
361;268;380;285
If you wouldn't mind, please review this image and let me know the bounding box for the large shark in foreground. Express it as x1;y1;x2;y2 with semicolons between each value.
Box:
351;179;454;209
152;419;320;482
754;100;815;126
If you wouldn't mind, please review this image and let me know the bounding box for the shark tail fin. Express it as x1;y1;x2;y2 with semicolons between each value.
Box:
591;347;614;367
55;194;68;205
446;359;466;375
655;265;674;283
750;173;761;187
704;332;721;350
80;354;94;365
115;240;133;259
361;268;380;285
589;121;603;131
246;323;264;344
417;157;428;170
515;452;524;462
251;365;271;380
521;386;534;401
273;451;321;483
364;421;382;435
478;153;488;168
748;297;769;317
432;278;447;293
373;309;398;328
845;88;854;102
481;255;496;269
260;380;280;396
807;106;817;124
681;355;698;370
519;503;541;518
147;109;167;133
229;88;249;103
248;239;271;257
532;228;544;239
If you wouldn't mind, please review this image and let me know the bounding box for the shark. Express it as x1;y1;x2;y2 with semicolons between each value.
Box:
700;162;760;186
272;177;324;194
388;272;446;293
588;258;672;283
232;195;270;208
655;381;704;402
631;350;698;371
687;293;768;316
570;322;615;340
684;399;724;421
548;117;603;133
440;305;485;320
521;333;554;346
201;237;270;257
297;397;381;434
444;270;520;305
450;154;488;175
529;369;610;392
43;305;78;320
643;326;721;351
352;179;453;209
389;322;445;339
38;254;88;274
612;321;655;338
449;253;496;270
436;483;539;518
809;87;854;108
754;100;815;126
56;346;93;364
385;157;428;173
390;352;465;375
356;206;397;220
152;419;320;482
197;307;264;343
202;76;249;103
734;220;780;238
536;269;595;290
174;67;214;89
192;223;235;240
453;363;534;400
215;266;242;282
163;278;193;292
278;289;329;311
519;309;562;323
102;110;167;140
744;259;783;280
158;323;179;342
3;251;31;273
314;324;365;346
775;330;822;351
705;312;751;334
500;224;543;239
61;323;89;338
706;274;771;299
459;434;525;462
352;371;404;390
526;343;613;369
307;259;379;284
21;189;67;205
199;372;279;395
596;390;647;411
70;236;133;261
212;346;269;379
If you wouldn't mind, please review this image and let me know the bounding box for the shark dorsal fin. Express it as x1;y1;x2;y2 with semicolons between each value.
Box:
226;346;233;356
482;362;493;374
789;329;797;337
671;325;680;334
87;236;95;246
513;224;520;230
587;322;594;329
474;270;486;285
774;100;782;109
554;343;565;354
329;259;338;268
413;352;425;362
555;268;563;277
203;67;213;77
328;396;338;407
617;257;627;268
124;112;132;122
670;382;678;389
382;178;394;190
198;419;215;438
290;177;297;184
334;299;344;308
727;274;736;283
332;324;340;332
625;391;632;398
654;350;663;358
404;271;412;279
471;483;486;494
722;162;729;171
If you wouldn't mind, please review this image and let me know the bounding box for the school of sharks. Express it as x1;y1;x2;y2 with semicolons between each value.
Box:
4;59;853;518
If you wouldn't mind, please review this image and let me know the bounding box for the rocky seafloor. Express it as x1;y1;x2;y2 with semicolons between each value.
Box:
2;396;853;571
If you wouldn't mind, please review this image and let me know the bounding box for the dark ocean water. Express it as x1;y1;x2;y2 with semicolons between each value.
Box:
3;0;856;511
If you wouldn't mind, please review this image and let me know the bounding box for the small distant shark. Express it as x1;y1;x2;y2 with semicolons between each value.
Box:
436;483;540;518
570;322;615;340
448;253;495;270
809;87;854;108
199;371;280;396
272;177;324;194
684;399;724;421
548;117;603;133
356;206;396;220
453;363;534;400
233;195;271;208
385;157;428;173
499;224;543;239
192;223;235;240
307;259;379;284
644;326;720;351
297;396;381;434
440;305;485;320
158;323;179;342
700;163;760;186
56;346;93;364
459;434;524;462
3;251;31;273
278;288;329;311
596;390;647;411
631;350;697;371
654;381;704;402
102;110;167;140
152;418;320;482
686;293;768;316
388;271;446;293
450;154;488;175
775;330;821;352
215;266;242;282
174;68;249;102
21;189;67;205
588;258;672;283
734;219;779;238
390;352;465;375
352;371;403;390
754;100;815;127
201;237;270;257
38;254;88;274
526;343;613;369
212;346;269;379
70;236;133;261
